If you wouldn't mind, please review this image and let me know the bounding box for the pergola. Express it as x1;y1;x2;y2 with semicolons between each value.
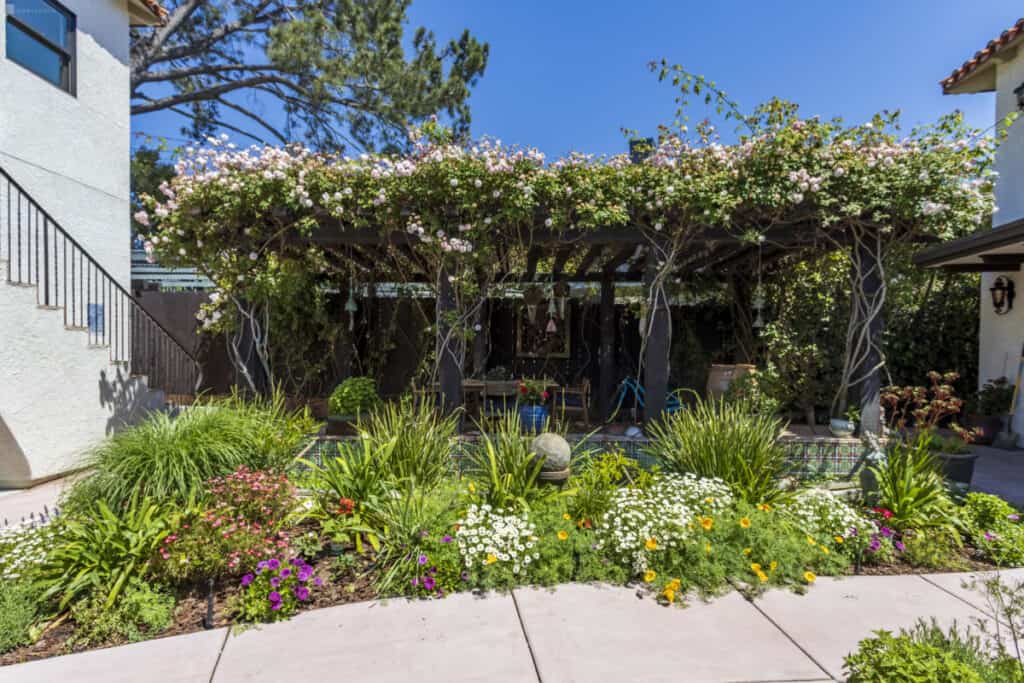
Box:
293;219;887;431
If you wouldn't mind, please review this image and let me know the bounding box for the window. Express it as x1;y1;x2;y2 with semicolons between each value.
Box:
5;0;75;94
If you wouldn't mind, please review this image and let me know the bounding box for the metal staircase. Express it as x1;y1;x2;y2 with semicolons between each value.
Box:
0;166;199;396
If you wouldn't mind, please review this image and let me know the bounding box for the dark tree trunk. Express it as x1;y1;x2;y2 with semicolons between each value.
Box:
643;250;669;424
856;231;884;435
436;266;463;416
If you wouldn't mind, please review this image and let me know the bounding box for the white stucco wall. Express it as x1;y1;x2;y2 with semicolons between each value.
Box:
980;49;1024;439
0;0;132;286
0;1;153;485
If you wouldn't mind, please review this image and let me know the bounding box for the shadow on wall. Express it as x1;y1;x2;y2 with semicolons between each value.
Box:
99;368;165;435
0;415;31;485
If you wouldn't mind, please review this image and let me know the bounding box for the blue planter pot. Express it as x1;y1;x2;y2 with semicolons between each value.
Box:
519;404;549;433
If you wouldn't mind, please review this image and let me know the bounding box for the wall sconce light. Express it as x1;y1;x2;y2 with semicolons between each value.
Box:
991;275;1015;315
1015;82;1024;111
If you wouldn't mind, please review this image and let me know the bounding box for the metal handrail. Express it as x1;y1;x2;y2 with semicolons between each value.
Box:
0;166;200;396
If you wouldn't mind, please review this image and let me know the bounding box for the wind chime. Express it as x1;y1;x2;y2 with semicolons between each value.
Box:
752;235;766;330
345;274;358;331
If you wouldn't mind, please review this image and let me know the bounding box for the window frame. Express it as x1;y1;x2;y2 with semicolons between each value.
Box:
5;0;77;96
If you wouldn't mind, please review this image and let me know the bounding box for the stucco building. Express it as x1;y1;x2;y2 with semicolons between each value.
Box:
0;0;193;487
916;18;1024;443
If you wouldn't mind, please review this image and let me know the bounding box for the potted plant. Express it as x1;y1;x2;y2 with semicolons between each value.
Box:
881;371;980;485
327;376;380;435
830;406;859;438
966;377;1014;445
517;378;550;433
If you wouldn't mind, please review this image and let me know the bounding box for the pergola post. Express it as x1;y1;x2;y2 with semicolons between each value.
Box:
643;249;669;423
436;265;462;415
855;231;884;435
597;272;616;420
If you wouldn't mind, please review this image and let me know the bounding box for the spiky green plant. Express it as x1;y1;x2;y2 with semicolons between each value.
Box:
870;435;954;532
464;412;559;510
361;397;458;490
643;397;790;504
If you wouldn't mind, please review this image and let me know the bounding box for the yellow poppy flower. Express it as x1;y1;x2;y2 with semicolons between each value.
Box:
756;571;769;583
834;536;844;544
750;563;762;572
667;579;681;591
644;569;657;583
757;503;772;512
804;571;817;584
663;588;676;603
557;530;569;541
769;560;778;572
743;547;752;556
645;537;658;551
704;542;712;553
700;517;714;531
806;536;816;546
821;546;830;555
468;482;477;493
563;513;571;521
739;517;752;529
485;554;497;565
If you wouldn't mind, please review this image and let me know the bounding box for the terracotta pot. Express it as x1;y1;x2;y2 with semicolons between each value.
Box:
965;414;1003;446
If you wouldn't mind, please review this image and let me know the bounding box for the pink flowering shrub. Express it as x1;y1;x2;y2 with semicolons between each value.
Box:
234;556;322;623
156;467;296;583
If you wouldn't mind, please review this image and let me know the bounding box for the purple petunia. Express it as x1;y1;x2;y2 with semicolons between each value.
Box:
868;538;881;552
417;554;428;565
257;560;269;570
268;558;280;570
270;602;282;611
298;568;312;582
280;568;292;579
423;576;436;591
268;591;281;603
879;527;893;538
441;535;453;544
291;557;303;566
894;541;905;552
460;571;470;582
294;586;310;601
411;577;419;587
314;577;323;587
270;577;281;588
241;573;255;587
985;531;998;542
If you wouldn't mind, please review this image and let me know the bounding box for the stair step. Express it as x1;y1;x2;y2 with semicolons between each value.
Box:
37;305;62;311
87;344;110;350
6;282;35;289
65;325;88;331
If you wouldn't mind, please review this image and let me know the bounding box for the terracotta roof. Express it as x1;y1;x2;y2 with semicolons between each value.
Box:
941;18;1024;93
134;0;168;21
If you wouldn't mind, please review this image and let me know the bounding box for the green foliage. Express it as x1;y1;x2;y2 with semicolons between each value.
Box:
568;451;652;523
960;493;1024;566
69;579;175;647
869;437;954;532
722;367;782;417
66;391;315;510
973;377;1015;416
329;377;380;416
463;413;558;510
130;0;490;151
0;579;39;654
40;498;173;611
304;434;398;506
361;397;458;490
901;528;965;570
644;397;789;504
844;620;1023;683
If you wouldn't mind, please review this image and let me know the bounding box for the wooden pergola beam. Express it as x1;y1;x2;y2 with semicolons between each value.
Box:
573;245;605;278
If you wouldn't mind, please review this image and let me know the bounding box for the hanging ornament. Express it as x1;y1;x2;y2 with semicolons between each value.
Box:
752;235;766;331
546;318;558;334
345;276;358;331
553;281;570;319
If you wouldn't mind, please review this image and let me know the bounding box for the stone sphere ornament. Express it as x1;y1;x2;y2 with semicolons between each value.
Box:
531;432;571;483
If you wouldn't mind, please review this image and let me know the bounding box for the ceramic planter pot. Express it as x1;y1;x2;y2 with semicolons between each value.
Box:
965;414;1003;446
326;414;357;436
936;451;979;485
829;418;856;438
519;404;549;433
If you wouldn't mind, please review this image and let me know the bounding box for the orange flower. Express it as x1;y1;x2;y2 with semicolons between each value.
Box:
645;537;658;551
700;517;714;531
739;517;751;529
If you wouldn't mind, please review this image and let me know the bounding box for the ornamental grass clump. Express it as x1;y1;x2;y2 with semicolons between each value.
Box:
362;397;458;490
644;397;789;504
66;390;315;510
235;557;322;623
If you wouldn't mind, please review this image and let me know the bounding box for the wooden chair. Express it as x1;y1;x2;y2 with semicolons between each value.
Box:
554;378;590;424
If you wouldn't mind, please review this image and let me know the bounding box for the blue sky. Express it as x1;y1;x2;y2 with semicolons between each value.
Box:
133;1;1019;159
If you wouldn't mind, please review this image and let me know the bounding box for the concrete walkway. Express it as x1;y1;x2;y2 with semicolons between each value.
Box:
1;570;1021;683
